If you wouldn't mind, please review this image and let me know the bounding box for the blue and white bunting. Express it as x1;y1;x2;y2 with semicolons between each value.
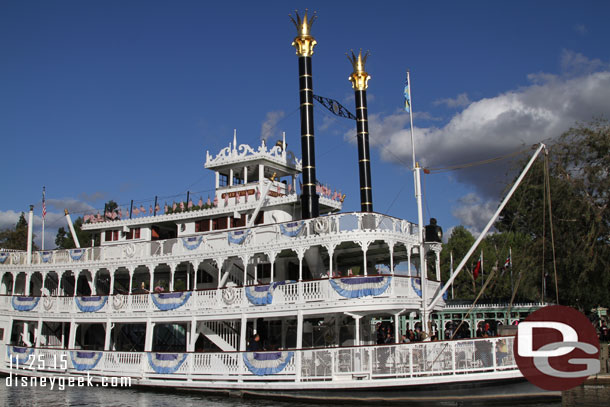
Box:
279;221;305;237
245;281;287;306
150;291;191;311
7;346;34;365
70;350;103;371
228;229;249;245
40;251;53;263
0;252;9;264
243;351;293;376
182;236;203;250
12;296;40;311
75;296;108;312
412;277;422;297
329;276;391;298
70;248;85;261
148;352;187;374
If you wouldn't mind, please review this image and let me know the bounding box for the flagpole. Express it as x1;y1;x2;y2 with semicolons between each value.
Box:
41;186;46;251
405;70;428;333
407;71;416;170
450;251;454;299
509;247;513;296
481;250;484;290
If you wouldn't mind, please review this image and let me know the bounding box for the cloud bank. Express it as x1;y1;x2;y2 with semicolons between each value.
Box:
363;51;610;231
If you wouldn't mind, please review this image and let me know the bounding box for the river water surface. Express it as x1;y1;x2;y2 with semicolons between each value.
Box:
1;380;608;406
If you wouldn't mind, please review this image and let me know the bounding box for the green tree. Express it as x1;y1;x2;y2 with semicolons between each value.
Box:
498;120;610;310
55;217;99;249
0;212;38;251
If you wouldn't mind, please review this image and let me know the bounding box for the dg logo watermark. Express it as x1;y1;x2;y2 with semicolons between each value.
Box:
514;305;600;391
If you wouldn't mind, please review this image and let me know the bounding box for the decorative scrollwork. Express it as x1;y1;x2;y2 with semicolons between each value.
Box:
112;294;125;310
124;243;136;258
222;284;238;305
313;217;329;234
43;295;53;311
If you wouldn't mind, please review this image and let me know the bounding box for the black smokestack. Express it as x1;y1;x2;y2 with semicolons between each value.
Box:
290;10;319;219
348;50;373;212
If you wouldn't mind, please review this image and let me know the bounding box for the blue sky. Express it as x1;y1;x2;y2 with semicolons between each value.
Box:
1;1;609;248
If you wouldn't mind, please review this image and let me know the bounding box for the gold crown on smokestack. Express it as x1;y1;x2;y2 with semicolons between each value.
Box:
347;49;371;91
290;9;317;57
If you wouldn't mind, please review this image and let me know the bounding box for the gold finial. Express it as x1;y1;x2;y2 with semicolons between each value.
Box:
290;10;317;57
347;49;371;90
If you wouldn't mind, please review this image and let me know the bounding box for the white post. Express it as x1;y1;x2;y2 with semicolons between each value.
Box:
64;209;81;248
415;166;428;332
27;205;34;265
240;314;247;351
450;251;454;300
104;321;112;350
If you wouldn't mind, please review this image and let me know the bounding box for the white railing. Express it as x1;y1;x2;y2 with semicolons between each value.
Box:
0;276;440;316
0;212;418;268
0;336;517;384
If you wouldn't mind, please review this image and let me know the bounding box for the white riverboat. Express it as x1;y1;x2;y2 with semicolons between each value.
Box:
0;11;558;404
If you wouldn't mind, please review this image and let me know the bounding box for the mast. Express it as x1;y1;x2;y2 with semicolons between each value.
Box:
404;70;429;333
290;10;319;219
348;50;373;212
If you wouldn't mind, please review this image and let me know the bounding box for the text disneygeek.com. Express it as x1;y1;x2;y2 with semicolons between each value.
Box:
5;373;132;390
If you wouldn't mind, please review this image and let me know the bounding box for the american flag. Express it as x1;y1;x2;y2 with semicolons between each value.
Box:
42;187;47;219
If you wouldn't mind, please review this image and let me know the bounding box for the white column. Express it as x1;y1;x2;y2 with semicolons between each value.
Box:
188;318;197;352
354;316;361;346
258;164;264;190
394;313;400;344
26;205;34;265
240;314;247;351
363;246;368;276
436;250;441;281
229;169;234;186
296;311;303;382
244;166;248;184
109;271;115;295
104;320;112;350
144;319;154;351
35;319;43;347
215;171;220;189
68;320;76;349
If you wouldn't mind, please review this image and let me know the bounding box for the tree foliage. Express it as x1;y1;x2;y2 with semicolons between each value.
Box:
497;119;610;310
55;216;99;249
0;212;38;251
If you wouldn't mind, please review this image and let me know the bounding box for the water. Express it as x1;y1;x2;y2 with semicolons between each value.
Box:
0;380;608;407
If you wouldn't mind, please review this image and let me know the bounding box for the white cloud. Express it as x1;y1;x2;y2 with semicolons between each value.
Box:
0;210;22;231
560;50;608;76
434;92;472;108
46;198;96;215
260;110;286;142
573;24;587;36
1;197;97;250
451;193;497;236
362;54;610;199
79;191;107;202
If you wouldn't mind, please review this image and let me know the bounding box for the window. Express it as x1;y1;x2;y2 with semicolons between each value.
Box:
195;219;210;232
105;230;119;242
254;211;264;225
212;217;228;230
231;215;246;228
219;173;228;187
233;175;243;185
126;227;141;240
